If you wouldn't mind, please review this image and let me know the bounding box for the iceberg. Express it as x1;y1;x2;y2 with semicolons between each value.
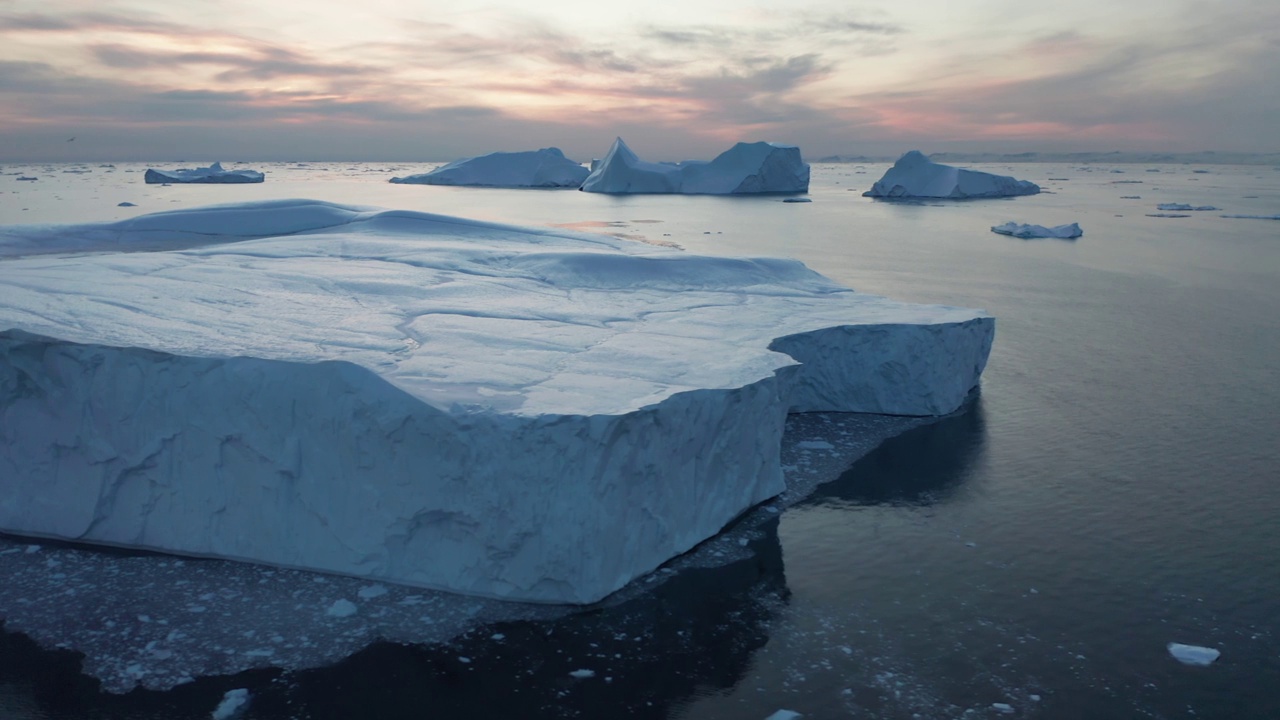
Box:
1156;203;1219;211
144;162;264;184
580;138;809;195
863;151;1040;199
990;222;1083;239
0;200;992;604
388;148;589;188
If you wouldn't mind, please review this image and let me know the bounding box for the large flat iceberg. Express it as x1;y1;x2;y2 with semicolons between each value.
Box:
864;151;1039;199
0;200;992;604
144;162;264;184
991;222;1082;239
580;138;809;194
389;148;589;188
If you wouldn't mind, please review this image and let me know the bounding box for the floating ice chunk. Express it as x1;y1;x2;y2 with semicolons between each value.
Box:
211;688;250;719
117;202;137;207
569;668;596;678
782;197;812;203
1156;203;1219;211
0;200;992;604
1220;214;1280;220
796;440;834;450
144;162;264;184
764;711;803;720
863;151;1039;199
992;702;1014;713
581;137;809;194
17;176;37;181
1147;213;1190;218
326;600;358;618
990;222;1083;239
389;148;589;188
1167;642;1220;666
357;584;388;600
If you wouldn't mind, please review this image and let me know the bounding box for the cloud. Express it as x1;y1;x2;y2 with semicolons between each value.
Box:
91;43;376;81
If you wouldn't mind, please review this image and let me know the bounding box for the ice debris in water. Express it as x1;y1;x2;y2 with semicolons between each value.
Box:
1167;642;1220;666
326;599;358;618
211;688;250;719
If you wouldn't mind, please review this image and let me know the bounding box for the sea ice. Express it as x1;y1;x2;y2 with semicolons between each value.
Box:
863;151;1039;199
990;222;1083;239
388;148;589;188
580;138;809;194
144;162;264;184
211;688;250;719
1220;214;1280;220
1156;203;1219;211
1167;642;1220;666
764;711;803;720
0;200;992;604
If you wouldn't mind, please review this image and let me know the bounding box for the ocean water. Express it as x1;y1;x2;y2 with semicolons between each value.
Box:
1;161;1278;719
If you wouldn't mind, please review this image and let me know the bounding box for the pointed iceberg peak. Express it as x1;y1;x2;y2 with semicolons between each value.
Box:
582;138;809;195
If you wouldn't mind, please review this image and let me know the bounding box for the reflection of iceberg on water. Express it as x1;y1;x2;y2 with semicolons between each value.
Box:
389;148;589;188
0;199;992;605
864;151;1039;199
580;137;810;194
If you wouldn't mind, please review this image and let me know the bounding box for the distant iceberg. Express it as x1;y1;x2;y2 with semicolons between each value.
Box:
580;138;809;195
1156;203;1219;211
144;162;264;184
389;148;589;188
1220;213;1280;220
863;151;1039;199
0;200;991;605
991;222;1083;239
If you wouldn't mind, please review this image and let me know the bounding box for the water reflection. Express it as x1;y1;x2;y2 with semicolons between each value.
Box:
0;518;788;719
809;397;987;508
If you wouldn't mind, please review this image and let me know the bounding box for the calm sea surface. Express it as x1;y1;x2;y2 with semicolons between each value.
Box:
1;160;1278;718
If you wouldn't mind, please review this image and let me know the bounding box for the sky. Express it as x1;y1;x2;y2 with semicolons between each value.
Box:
1;0;1277;161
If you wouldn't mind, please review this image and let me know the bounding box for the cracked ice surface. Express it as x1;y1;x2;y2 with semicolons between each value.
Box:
0;200;992;605
0;412;930;693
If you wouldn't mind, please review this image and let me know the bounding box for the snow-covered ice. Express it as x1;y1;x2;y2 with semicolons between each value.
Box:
863;151;1039;199
580;138;809;194
211;688;250;719
0;199;991;605
1167;642;1220;666
144;162;264;184
388;148;589;188
990;222;1083;239
1156;203;1219;211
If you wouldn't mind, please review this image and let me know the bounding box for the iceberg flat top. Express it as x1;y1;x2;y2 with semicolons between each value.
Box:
145;162;265;184
864;151;1039;199
0;200;982;418
389;148;589;188
991;222;1083;239
580;138;810;195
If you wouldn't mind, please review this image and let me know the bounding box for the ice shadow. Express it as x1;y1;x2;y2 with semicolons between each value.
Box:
806;396;988;508
0;519;789;720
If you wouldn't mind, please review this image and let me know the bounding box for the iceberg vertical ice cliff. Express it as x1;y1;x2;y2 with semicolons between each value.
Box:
0;200;991;604
388;148;589;188
580;138;810;194
864;151;1039;199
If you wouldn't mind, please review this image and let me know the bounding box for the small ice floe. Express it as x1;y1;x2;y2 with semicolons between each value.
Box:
1167;642;1220;666
764;711;803;720
568;668;596;679
357;584;388;600
211;688;250;719
1120;195;1142;199
796;440;834;450
325;599;358;618
782;197;812;203
1220;214;1280;220
17;176;37;181
1147;213;1190;218
992;702;1014;714
991;222;1083;239
1157;203;1219;211
118;202;137;207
